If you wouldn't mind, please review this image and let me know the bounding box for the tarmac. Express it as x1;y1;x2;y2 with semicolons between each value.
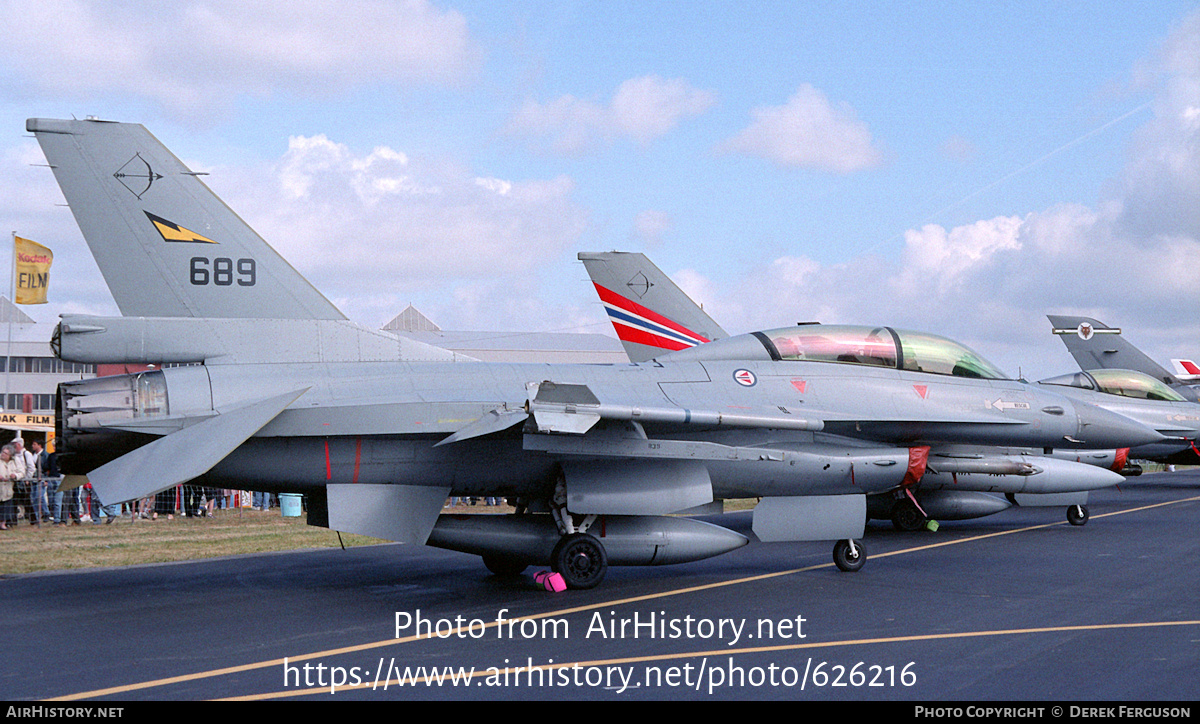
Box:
2;469;1198;701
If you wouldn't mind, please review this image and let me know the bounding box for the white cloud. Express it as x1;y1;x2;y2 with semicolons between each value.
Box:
718;84;883;173
0;0;479;120
609;76;717;145
1116;12;1200;242
216;133;589;323
891;216;1024;298
702;193;1197;379
677;14;1200;377
506;75;715;154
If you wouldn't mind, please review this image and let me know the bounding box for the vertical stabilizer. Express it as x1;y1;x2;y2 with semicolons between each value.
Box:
27;118;344;320
579;251;727;362
1048;315;1199;402
1170;359;1200;382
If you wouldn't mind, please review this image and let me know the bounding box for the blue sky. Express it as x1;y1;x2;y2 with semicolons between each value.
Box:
1;1;1198;379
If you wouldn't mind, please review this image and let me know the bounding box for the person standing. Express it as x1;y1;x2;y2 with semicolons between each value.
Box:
0;444;23;530
30;440;53;525
10;437;33;524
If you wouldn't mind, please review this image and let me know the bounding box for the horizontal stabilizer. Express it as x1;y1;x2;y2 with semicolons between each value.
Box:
327;483;450;545
87;388;307;505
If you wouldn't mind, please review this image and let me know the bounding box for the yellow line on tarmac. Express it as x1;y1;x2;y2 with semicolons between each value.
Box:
50;493;1200;701
223;618;1200;700
49;563;831;701
873;493;1200;559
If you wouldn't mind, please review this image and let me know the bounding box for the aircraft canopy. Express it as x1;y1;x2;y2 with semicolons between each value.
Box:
760;325;1009;380
1040;369;1189;402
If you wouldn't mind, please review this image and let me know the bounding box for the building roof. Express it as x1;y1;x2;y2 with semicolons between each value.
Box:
382;304;441;332
381;304;626;364
0;297;35;326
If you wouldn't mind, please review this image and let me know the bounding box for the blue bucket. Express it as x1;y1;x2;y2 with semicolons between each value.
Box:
279;493;303;517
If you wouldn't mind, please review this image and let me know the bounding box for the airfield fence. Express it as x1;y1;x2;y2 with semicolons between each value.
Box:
3;479;279;525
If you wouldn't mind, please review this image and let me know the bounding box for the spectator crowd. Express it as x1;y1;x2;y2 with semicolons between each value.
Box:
0;436;277;530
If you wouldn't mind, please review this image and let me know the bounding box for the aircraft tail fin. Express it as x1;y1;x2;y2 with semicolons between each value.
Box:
1170;359;1200;381
578;251;727;362
27;118;344;320
1048;314;1176;380
1048;315;1194;397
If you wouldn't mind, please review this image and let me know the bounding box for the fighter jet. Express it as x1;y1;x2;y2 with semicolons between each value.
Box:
1048;315;1200;402
581;252;1146;529
28;118;1162;588
1037;368;1200;466
1046;315;1200;465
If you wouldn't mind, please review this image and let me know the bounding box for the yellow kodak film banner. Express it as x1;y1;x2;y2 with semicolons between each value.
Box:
14;236;52;304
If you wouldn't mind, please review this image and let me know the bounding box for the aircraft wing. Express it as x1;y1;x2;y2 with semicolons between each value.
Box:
84;388;308;504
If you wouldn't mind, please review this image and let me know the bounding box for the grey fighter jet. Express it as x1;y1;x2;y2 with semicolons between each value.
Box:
1038;369;1200;466
1046;315;1200;465
1048;315;1200;402
28;118;1162;588
581;252;1145;529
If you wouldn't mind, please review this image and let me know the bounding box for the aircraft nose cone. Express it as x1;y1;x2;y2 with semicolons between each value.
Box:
1072;402;1165;449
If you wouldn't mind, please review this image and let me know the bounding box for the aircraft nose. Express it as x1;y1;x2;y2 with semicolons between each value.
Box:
1072;402;1165;449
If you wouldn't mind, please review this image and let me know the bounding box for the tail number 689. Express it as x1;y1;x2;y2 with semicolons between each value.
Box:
190;257;256;286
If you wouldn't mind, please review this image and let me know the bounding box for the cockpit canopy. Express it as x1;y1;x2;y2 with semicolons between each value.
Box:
1040;369;1189;402
759;325;1010;380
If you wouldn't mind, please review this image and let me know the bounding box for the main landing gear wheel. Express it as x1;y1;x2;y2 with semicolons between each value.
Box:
482;555;528;577
1067;505;1090;526
891;499;926;532
833;539;866;572
551;533;608;589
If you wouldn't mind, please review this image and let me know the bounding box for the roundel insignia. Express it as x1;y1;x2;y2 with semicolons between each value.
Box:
1077;323;1094;341
733;369;757;387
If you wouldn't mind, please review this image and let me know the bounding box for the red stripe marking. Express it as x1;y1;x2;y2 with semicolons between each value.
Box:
613;323;693;351
324;440;331;481
1181;360;1200;375
594;283;710;343
353;438;361;484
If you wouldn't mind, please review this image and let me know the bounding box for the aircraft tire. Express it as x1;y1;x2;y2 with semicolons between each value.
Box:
551;533;608;589
482;554;529;577
833;539;866;572
1067;505;1089;526
891;500;926;532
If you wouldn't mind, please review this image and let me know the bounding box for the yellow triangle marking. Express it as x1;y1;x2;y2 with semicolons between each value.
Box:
145;211;217;244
